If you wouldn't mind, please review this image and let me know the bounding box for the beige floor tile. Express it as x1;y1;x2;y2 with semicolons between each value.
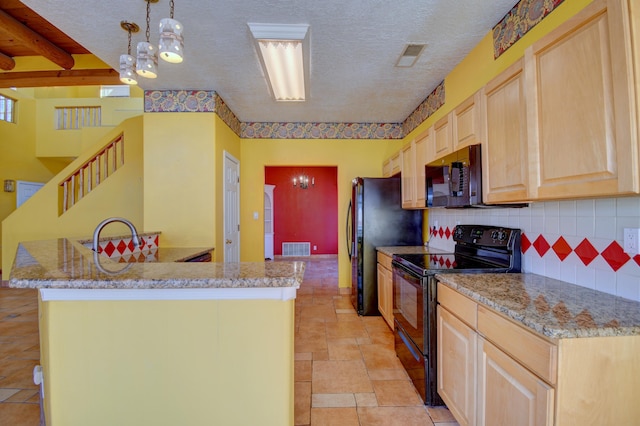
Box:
327;341;362;361
355;392;378;407
361;343;404;370
325;321;368;339
372;380;423;406
312;360;373;394
295;381;312;426
357;406;435;426
0;402;41;426
310;407;360;426
366;368;409;381
295;352;312;361
312;351;329;361
312;393;356;408
295;360;312;381
427;405;458;422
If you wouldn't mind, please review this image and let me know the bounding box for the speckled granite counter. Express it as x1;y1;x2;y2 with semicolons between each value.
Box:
436;273;640;339
8;238;304;298
376;245;451;256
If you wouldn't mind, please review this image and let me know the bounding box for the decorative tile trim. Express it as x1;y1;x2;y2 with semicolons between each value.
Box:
492;0;566;59
402;80;445;136
429;226;640;273
240;122;403;139
83;234;160;258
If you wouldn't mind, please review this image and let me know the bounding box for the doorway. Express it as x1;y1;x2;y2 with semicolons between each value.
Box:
264;166;338;257
224;151;240;262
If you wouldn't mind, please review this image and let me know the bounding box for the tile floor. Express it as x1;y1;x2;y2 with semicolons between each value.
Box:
0;256;458;425
291;256;458;426
0;282;41;426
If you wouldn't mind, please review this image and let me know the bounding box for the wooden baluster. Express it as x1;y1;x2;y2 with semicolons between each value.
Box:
62;181;68;213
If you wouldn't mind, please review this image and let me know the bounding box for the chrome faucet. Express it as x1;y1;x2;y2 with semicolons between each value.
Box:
92;217;140;252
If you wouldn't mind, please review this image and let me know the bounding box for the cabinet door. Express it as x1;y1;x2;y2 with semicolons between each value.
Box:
376;263;393;329
437;306;477;426
477;338;554;426
414;129;429;207
525;0;639;199
433;114;453;160
401;142;416;208
453;91;484;151
483;59;529;203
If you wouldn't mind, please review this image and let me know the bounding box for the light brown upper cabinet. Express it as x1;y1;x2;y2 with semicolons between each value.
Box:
383;151;401;177
482;59;530;203
452;91;484;151
525;0;639;199
401;130;429;209
433;114;453;160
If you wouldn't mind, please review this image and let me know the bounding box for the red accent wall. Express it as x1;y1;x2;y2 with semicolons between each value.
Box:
265;166;338;255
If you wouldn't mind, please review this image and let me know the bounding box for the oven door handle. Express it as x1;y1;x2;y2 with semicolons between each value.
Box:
397;326;422;363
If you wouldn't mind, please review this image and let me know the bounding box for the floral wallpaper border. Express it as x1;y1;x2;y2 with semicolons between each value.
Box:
493;0;566;59
144;79;445;139
402;80;445;136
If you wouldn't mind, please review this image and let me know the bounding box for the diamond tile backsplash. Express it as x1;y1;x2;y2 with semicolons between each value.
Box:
428;197;640;301
82;234;159;258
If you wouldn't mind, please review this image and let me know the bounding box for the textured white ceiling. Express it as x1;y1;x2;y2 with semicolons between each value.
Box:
22;0;517;123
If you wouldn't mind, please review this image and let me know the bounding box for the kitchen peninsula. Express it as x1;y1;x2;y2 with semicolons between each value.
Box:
9;237;305;426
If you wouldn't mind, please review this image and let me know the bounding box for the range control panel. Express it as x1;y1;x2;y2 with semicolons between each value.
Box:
452;225;520;249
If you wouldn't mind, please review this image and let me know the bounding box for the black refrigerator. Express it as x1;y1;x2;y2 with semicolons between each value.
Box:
347;177;423;316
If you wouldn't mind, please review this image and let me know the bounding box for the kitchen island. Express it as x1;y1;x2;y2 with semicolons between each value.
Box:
9;237;305;426
436;273;640;425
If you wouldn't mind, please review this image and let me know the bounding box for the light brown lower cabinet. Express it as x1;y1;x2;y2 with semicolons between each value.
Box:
437;283;640;426
376;252;393;329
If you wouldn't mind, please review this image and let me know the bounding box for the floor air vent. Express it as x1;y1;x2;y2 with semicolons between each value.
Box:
282;242;311;257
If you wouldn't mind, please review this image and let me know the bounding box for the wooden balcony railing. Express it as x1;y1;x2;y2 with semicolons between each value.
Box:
59;134;124;214
55;106;101;130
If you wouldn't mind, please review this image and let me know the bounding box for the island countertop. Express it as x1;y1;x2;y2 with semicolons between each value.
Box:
435;272;640;339
8;238;305;293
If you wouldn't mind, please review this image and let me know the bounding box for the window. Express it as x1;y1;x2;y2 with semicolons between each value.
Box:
100;85;131;98
0;94;16;123
55;106;102;130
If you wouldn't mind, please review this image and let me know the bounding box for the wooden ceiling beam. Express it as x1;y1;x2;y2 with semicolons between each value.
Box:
0;69;121;88
0;51;15;70
0;9;74;70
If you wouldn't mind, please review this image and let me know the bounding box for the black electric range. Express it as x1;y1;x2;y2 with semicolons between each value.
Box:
391;224;521;406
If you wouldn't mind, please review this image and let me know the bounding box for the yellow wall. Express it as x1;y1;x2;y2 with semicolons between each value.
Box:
143;113;220;249
40;297;295;426
1;117;145;278
240;138;401;289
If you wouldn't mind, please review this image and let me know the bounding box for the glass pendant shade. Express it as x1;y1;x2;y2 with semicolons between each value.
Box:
159;18;184;63
119;54;138;85
136;41;158;78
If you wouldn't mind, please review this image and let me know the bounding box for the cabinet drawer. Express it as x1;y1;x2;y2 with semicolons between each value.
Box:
437;283;477;329
377;252;392;270
477;306;557;385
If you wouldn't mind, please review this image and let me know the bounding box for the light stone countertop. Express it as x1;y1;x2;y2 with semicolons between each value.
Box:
435;273;640;339
9;238;304;290
376;245;452;257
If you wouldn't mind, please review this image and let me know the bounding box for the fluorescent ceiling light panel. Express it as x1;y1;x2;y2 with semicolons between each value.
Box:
249;23;309;101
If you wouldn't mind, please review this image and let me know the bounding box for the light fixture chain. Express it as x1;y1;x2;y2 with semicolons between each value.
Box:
145;0;151;42
127;29;132;55
169;0;175;19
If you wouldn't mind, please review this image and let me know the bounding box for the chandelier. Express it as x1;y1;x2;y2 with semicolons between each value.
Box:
119;0;184;85
293;174;314;189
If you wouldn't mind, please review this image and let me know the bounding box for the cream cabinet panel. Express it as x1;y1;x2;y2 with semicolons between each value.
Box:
400;142;416;209
525;0;639;199
453;91;484;151
382;159;392;177
384;152;401;177
413;129;429;208
437;305;477;426
433;114;453;159
376;254;393;330
477;338;554;426
482;59;530;203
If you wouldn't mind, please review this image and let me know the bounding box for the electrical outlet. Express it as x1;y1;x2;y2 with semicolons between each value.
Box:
313;245;317;251
623;228;640;255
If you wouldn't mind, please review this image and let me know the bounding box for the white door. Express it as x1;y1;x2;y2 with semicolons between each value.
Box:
16;181;45;208
224;151;240;262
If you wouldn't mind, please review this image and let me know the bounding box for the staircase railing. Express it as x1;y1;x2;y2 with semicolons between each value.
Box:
59;133;124;214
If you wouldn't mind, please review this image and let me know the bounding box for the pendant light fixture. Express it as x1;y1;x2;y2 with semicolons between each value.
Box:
119;21;140;85
136;0;159;79
159;0;184;63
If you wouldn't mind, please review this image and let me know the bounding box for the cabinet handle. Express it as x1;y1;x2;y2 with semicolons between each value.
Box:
225;239;232;244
